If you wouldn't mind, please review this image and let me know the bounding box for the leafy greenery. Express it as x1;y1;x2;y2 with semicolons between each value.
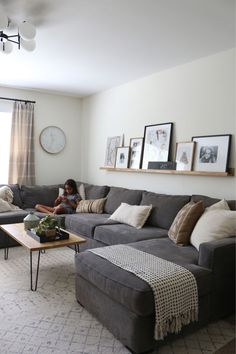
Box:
34;215;58;236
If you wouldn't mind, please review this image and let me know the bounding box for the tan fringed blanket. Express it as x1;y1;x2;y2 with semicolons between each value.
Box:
89;245;198;340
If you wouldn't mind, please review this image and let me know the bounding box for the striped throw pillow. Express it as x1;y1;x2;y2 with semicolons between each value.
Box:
76;198;106;214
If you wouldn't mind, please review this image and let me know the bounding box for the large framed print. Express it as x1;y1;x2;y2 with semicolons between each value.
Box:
192;134;231;172
104;136;122;167
175;141;195;171
129;137;143;169
141;123;173;169
115;147;130;168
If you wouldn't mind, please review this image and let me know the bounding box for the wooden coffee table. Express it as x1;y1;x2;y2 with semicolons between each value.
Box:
0;223;86;291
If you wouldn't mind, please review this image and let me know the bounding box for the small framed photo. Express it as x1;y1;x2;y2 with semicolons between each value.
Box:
142;123;173;169
175;142;195;171
129;137;143;169
104;136;122;167
115;147;130;168
192;134;231;172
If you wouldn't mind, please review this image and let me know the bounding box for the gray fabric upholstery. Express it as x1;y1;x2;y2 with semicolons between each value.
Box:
0;210;28;224
77;182;110;200
94;224;168;245
141;191;190;229
20;184;59;209
104;186;143;214
191;194;236;210
75;238;211;317
65;213;117;238
0;184;23;207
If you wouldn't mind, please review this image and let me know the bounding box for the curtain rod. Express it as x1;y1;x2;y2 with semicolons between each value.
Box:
0;97;36;104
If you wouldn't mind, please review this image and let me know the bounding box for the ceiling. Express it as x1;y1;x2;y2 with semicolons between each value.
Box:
0;0;235;97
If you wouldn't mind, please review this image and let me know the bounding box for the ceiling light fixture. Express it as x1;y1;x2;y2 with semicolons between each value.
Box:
0;11;36;54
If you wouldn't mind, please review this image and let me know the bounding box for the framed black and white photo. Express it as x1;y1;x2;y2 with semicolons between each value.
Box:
141;123;173;169
129;137;143;169
175;141;195;171
192;135;231;172
115;147;130;168
104;136;122;167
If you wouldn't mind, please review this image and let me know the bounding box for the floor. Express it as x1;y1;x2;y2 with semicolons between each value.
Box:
0;247;235;354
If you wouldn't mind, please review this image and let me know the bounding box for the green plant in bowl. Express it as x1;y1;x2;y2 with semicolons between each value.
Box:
34;215;58;237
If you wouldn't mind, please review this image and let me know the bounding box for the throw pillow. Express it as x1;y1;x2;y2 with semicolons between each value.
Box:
205;198;230;211
109;203;152;229
0;186;13;203
168;201;204;246
0;198;12;212
76;198;106;214
58;188;64;196
190;208;236;250
79;183;86;200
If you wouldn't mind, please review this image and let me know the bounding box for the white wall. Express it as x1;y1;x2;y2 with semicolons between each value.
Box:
0;87;82;185
81;49;236;199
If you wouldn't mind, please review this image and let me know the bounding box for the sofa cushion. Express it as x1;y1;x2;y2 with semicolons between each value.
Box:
77;182;109;200
104;187;143;214
20;184;59;209
65;213;117;238
94;224;168;245
141;192;190;229
75;238;212;316
0;210;28;224
191;195;236;211
0;184;22;207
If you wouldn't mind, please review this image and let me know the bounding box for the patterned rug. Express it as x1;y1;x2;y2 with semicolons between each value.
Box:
0;247;234;354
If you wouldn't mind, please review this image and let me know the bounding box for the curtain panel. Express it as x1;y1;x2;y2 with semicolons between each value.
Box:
8;101;35;185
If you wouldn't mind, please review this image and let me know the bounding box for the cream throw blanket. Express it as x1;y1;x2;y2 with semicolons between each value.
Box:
0;186;20;212
89;244;198;340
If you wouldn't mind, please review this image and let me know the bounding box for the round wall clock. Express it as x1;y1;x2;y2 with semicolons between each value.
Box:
39;126;66;154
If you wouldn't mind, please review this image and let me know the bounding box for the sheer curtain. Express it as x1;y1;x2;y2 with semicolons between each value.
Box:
8;101;35;185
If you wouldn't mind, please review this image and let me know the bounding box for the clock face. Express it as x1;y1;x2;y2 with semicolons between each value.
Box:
40;126;66;154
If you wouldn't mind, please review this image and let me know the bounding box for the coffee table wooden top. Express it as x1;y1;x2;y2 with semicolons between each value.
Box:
0;223;86;251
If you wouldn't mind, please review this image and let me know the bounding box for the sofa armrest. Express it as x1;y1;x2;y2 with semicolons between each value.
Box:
198;237;235;271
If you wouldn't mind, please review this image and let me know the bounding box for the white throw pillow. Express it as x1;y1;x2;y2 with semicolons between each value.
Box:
79;183;86;200
206;199;230;211
0;198;12;212
109;203;152;229
190;206;236;251
0;186;13;203
59;188;64;196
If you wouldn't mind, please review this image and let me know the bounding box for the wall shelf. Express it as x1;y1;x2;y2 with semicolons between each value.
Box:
100;167;234;177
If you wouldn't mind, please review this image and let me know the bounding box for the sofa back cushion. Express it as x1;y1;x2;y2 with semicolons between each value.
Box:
104;186;143;214
191;195;236;211
76;182;109;200
140;191;191;229
20;184;59;209
0;184;22;207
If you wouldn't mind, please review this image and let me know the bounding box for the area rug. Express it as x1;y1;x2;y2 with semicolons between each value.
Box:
0;247;234;354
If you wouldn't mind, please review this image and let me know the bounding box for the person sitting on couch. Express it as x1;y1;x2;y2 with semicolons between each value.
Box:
35;179;81;214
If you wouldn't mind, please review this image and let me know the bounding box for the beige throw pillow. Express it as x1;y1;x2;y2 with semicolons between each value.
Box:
76;198;106;214
168;201;204;246
0;198;12;212
0;186;13;203
190;200;235;250
79;183;86;200
109;203;152;229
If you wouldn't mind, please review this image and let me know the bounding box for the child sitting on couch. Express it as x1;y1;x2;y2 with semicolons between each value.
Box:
35;179;81;214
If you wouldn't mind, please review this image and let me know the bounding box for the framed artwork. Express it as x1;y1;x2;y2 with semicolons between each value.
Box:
175;141;195;171
141;123;173;169
115;147;130;168
192;134;231;172
104;136;122;167
129;137;143;169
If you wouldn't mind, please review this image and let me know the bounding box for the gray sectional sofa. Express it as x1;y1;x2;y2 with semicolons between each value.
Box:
0;182;235;354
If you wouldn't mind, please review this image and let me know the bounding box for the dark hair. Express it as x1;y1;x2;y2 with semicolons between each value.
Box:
64;179;78;195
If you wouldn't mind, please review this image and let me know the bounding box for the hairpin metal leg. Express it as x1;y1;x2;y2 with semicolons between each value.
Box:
75;244;79;253
30;250;41;291
4;233;9;260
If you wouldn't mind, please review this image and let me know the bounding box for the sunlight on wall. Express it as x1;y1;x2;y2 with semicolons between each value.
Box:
0;112;12;184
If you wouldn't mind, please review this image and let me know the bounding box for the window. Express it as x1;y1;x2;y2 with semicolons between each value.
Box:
0;112;12;184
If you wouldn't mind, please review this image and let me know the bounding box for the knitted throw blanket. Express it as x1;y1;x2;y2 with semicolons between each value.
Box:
89;245;198;340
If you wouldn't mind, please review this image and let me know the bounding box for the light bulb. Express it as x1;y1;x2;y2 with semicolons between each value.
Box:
21;38;36;51
18;21;36;40
0;12;8;31
3;41;13;53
